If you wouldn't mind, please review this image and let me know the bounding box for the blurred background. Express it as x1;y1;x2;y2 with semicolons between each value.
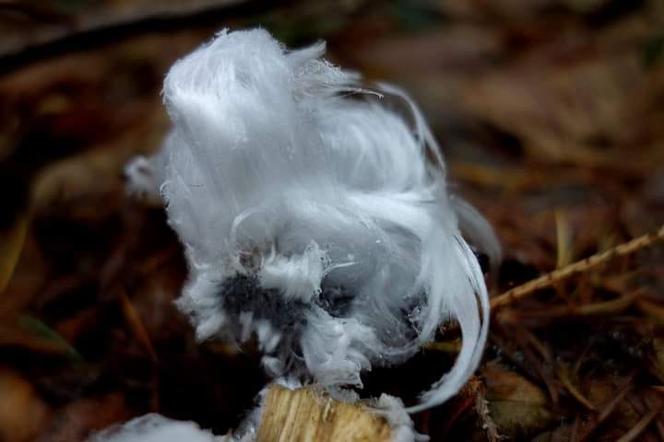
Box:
0;0;663;440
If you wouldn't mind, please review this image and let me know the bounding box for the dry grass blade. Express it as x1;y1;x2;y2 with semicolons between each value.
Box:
0;215;29;294
580;373;635;441
516;292;640;318
118;289;158;363
635;298;664;323
492;225;664;309
555;209;573;269
557;364;595;411
615;407;661;442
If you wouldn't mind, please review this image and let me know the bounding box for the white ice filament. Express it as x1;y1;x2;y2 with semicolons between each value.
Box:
131;28;497;413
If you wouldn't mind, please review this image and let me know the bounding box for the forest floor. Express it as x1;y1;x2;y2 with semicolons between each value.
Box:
0;0;663;440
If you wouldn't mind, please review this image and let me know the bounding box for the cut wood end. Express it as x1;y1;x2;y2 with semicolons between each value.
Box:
257;385;393;442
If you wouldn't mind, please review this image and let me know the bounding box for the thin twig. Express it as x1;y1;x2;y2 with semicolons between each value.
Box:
580;373;635;441
118;288;158;363
557;363;595;411
0;0;278;75
491;225;663;309
615;407;660;442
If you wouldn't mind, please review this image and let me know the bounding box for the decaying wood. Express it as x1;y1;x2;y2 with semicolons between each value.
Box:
257;385;393;442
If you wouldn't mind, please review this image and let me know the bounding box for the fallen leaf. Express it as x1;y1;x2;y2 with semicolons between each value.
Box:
0;367;50;442
483;362;554;438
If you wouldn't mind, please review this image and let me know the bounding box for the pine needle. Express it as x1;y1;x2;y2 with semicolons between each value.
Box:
492;225;664;309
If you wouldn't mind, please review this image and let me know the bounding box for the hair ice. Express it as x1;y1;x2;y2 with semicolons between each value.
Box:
127;28;498;413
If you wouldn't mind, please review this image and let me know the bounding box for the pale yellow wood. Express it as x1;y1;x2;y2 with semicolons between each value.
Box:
257;385;393;442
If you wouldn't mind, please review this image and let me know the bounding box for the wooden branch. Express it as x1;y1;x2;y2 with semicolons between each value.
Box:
257;385;393;442
491;224;664;309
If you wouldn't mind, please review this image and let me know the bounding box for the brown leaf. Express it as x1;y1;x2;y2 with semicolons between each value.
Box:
483;362;554;438
0;367;50;442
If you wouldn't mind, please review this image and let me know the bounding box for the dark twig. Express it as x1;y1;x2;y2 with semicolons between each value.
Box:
580;373;635;441
0;0;286;76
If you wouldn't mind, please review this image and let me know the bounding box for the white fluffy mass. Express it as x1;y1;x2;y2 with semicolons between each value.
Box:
127;28;497;413
89;386;417;442
88;414;223;442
